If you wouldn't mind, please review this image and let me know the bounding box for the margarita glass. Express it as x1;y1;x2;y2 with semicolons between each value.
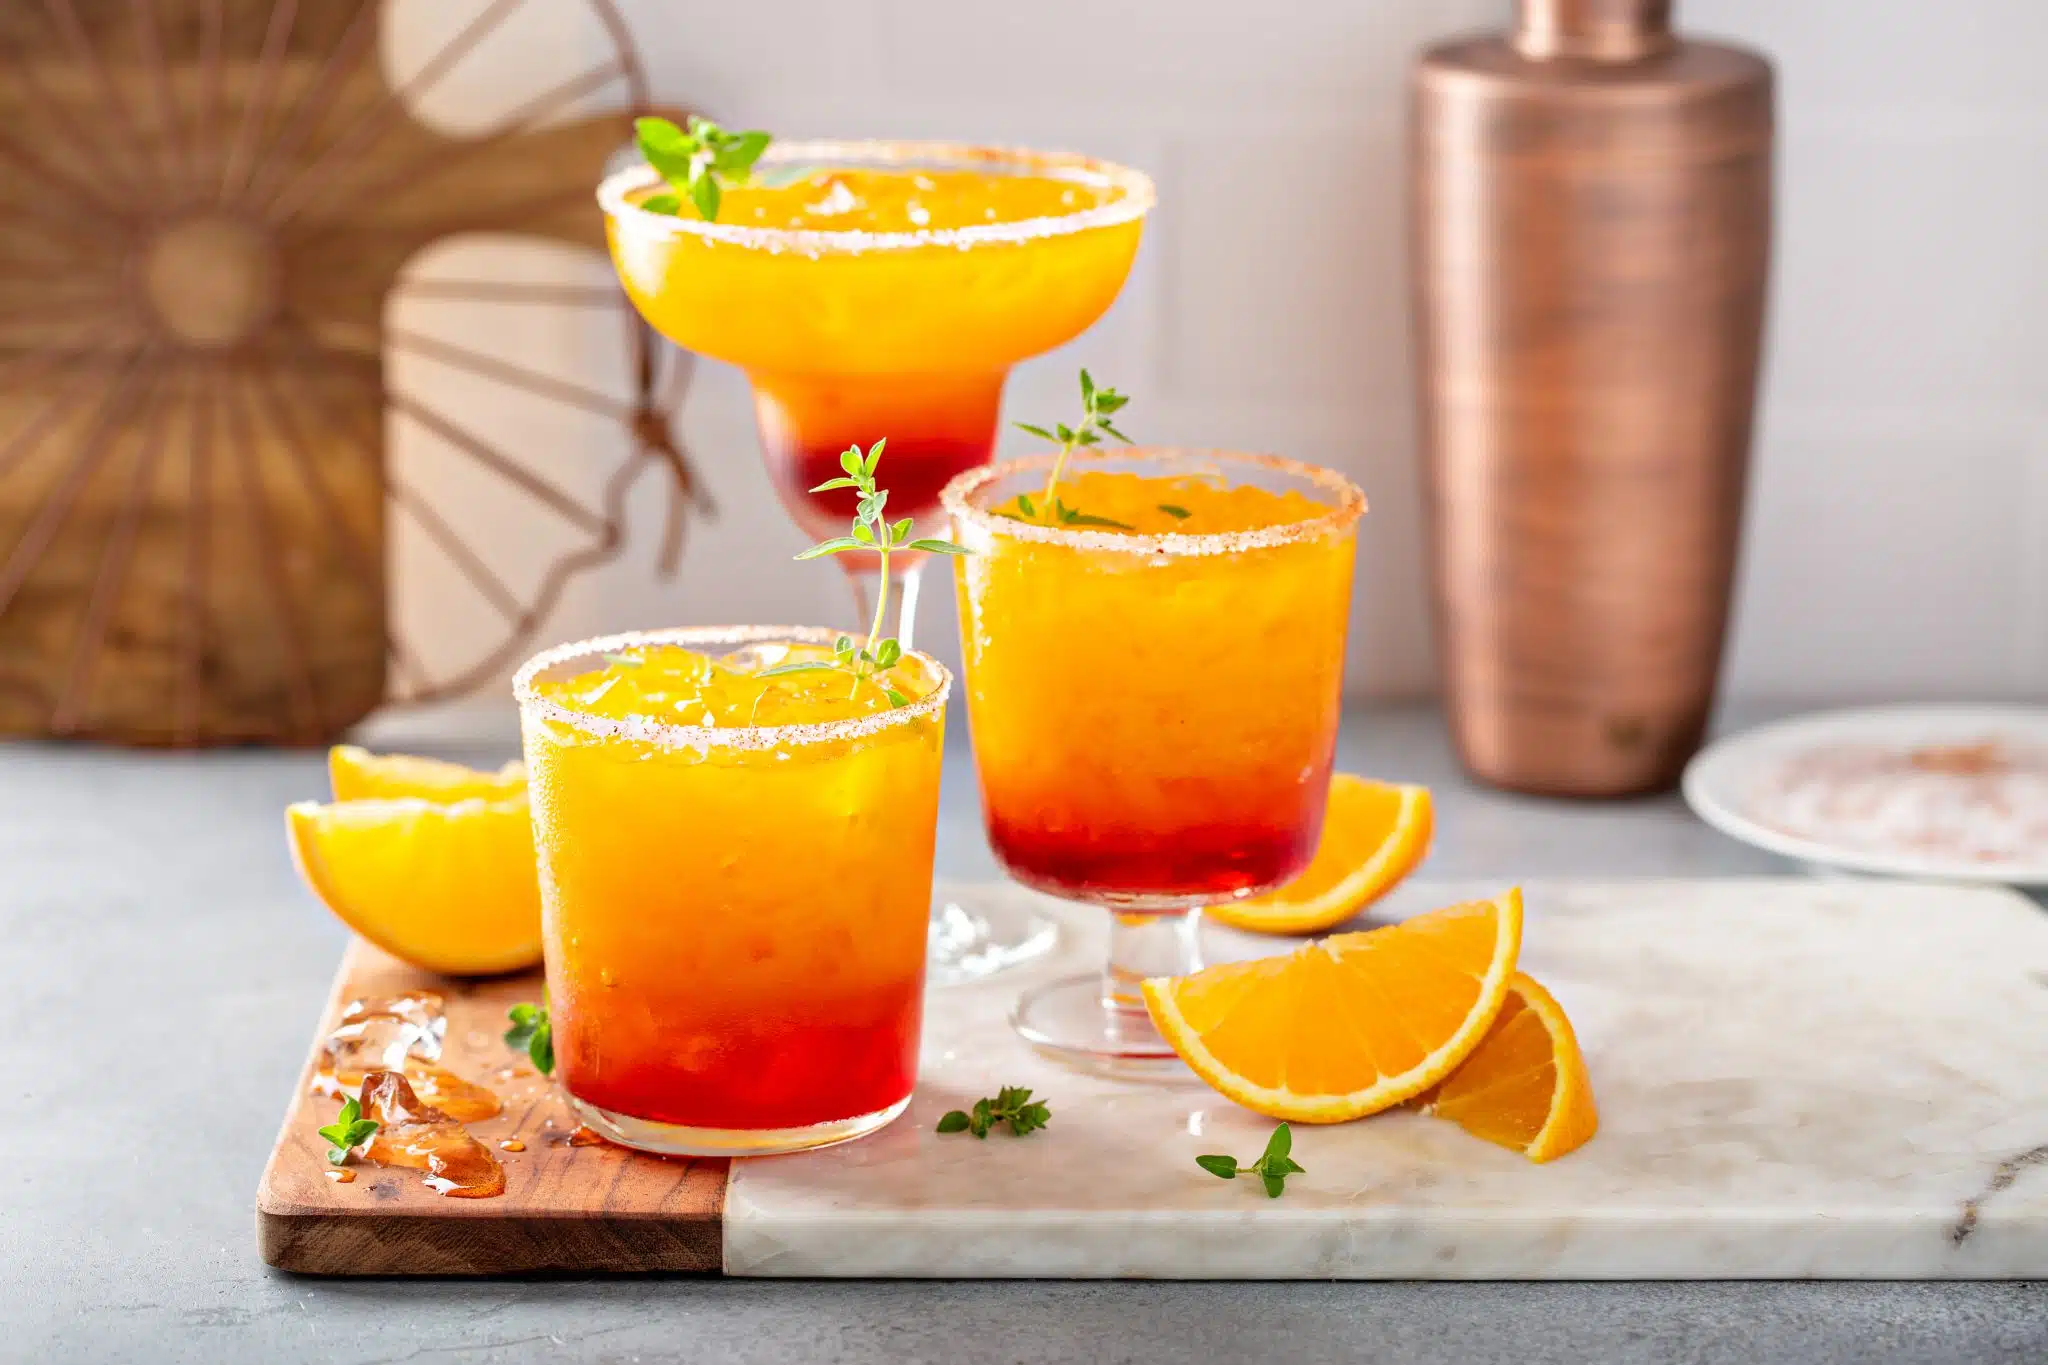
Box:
943;450;1365;1061
598;140;1152;983
513;626;948;1155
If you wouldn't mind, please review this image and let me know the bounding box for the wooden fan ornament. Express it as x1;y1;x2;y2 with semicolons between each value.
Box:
0;0;706;745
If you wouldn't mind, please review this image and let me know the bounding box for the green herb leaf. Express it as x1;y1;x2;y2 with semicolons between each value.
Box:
637;116;772;224
862;439;886;475
600;652;643;667
1157;503;1192;520
754;661;841;679
809;476;863;493
795;536;865;559
890;517;914;545
1015;493;1037;518
882;687;910;708
1060;512;1135;530
715;130;771;175
852;523;874;545
317;1095;380;1164
874;639;902;669
938;1085;1052;1140
1196;1124;1302;1196
1014;369;1140;524
840;446;864;476
505;999;553;1075
689;173;720;222
908;538;970;556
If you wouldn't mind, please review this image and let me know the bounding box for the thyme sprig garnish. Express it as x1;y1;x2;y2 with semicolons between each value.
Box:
1012;370;1136;529
1196;1123;1303;1198
760;439;968;708
937;1085;1052;1139
635;115;771;222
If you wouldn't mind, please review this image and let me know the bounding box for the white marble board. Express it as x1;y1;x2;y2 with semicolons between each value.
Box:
723;879;2048;1278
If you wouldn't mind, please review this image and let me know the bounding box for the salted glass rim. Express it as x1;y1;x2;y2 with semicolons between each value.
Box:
512;625;950;751
939;448;1367;557
596;139;1156;255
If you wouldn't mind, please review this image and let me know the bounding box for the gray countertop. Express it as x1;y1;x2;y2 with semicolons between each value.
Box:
4;703;2042;1364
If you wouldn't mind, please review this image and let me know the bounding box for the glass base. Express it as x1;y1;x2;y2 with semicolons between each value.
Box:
566;1092;911;1158
927;894;1059;987
1010;972;1184;1065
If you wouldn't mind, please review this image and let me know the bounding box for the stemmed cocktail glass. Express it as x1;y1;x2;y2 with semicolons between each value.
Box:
942;449;1366;1061
598;140;1153;983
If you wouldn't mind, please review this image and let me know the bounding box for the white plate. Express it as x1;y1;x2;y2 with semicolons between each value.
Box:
1682;704;2048;886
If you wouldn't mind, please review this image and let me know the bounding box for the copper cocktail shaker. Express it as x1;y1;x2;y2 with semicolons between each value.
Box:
1410;0;1772;796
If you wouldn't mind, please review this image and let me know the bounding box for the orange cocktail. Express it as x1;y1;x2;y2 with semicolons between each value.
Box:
513;626;948;1155
599;142;1152;559
944;451;1364;1061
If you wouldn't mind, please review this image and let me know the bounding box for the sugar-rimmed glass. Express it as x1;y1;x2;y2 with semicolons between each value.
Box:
599;141;1153;985
513;625;950;1156
942;450;1365;1063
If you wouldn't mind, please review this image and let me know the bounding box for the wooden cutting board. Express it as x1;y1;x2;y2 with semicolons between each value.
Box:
256;940;724;1275
258;879;2048;1278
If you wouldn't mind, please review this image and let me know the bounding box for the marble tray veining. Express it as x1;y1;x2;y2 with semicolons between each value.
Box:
723;879;2048;1278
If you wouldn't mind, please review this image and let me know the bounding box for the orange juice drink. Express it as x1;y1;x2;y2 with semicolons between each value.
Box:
943;450;1364;1061
599;142;1152;549
513;626;948;1155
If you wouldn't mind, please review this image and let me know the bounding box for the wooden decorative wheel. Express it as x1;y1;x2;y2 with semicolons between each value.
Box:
0;0;705;745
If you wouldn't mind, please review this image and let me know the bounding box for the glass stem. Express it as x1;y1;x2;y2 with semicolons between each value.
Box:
1101;909;1205;1021
841;560;926;652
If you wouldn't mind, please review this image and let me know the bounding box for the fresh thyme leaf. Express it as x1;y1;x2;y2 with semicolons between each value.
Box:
1061;511;1135;530
690;174;720;221
640;192;681;216
754;661;840;679
1195;1124;1302;1197
936;1110;970;1134
809;476;862;493
874;639;902;669
1157;503;1192;520
317;1095;380;1165
794;536;864;559
882;686;910;709
601;652;643;667
907;538;970;555
504;999;554;1076
1015;493;1037;518
1013;424;1056;443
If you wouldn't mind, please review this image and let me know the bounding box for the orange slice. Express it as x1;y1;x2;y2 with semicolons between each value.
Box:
287;798;542;976
1142;890;1523;1123
1417;972;1598;1162
329;745;526;804
1206;775;1433;935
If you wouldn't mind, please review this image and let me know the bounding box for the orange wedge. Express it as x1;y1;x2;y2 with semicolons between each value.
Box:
287;797;542;976
329;745;526;804
1417;972;1598;1162
1142;890;1522;1123
1205;776;1432;935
